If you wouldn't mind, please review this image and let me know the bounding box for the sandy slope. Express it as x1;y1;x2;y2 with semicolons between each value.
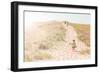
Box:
24;21;90;62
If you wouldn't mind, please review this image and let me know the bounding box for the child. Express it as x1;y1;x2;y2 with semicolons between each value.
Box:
72;40;77;51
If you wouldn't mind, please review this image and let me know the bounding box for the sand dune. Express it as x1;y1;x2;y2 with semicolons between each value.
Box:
24;21;90;62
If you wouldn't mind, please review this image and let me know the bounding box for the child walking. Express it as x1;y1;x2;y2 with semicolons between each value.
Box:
72;40;77;51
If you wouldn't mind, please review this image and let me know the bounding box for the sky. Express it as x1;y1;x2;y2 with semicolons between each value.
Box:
25;11;91;27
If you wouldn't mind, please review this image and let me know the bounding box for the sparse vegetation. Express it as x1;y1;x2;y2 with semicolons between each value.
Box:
39;23;66;49
71;23;90;47
78;48;90;55
24;49;53;62
33;50;53;60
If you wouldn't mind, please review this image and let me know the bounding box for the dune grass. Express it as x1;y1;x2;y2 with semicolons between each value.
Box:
39;22;66;49
25;49;53;62
71;23;90;47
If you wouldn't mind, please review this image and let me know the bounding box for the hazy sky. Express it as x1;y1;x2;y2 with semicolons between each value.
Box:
25;11;91;26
